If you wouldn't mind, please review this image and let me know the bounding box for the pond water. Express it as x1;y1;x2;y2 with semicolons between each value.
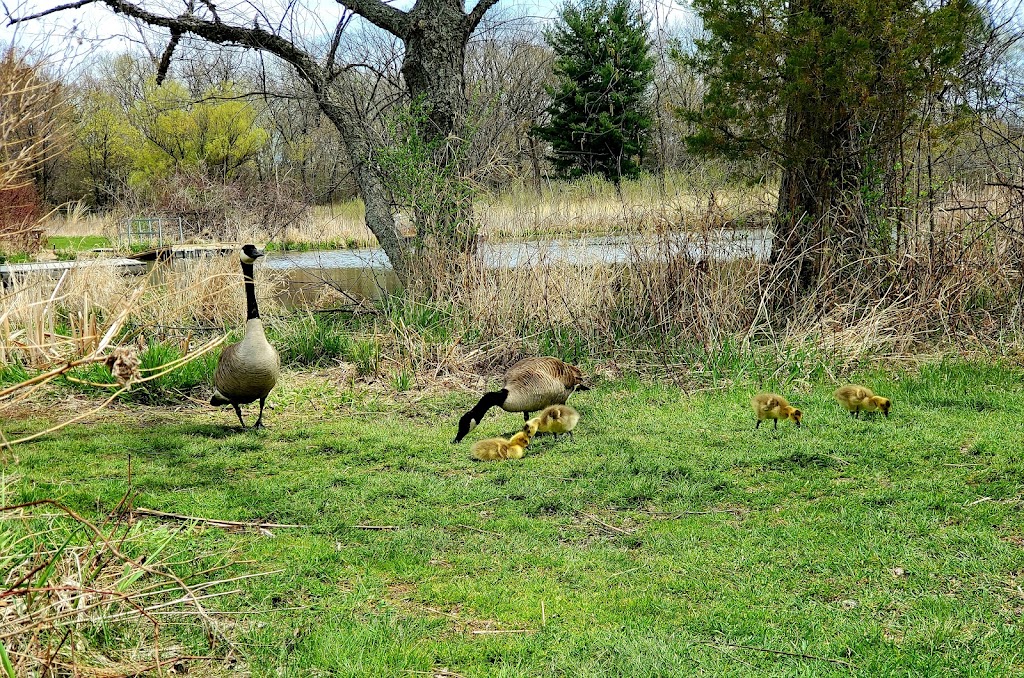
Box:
265;229;773;302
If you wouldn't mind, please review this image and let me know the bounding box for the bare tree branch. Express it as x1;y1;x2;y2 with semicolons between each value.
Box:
155;28;182;85
467;0;501;32
333;0;409;38
5;0;98;23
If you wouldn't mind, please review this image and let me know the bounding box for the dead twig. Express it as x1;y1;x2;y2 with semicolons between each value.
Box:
578;512;633;535
131;507;305;531
700;640;856;669
454;523;502;538
469;629;536;635
350;524;400;530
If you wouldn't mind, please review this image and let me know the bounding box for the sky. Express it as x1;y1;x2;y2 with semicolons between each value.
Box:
1;0;697;73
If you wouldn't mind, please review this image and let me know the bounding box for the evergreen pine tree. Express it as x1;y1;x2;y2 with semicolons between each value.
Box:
535;0;654;184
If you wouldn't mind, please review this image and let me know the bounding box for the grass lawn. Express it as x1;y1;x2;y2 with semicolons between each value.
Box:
3;360;1023;676
47;235;112;251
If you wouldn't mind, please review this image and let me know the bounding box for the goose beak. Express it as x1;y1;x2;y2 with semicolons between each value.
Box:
254;248;266;258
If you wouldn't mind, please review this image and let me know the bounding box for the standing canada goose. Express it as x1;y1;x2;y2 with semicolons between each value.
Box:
834;384;891;419
751;393;802;430
211;244;279;429
452;357;588;443
529;404;580;439
471;420;539;461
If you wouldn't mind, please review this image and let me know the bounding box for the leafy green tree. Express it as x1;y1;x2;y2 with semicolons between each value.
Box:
682;0;982;305
129;80;269;189
69;87;140;207
535;0;654;185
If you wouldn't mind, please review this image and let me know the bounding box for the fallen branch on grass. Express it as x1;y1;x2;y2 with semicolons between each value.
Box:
578;512;634;535
131;507;306;531
469;629;535;635
700;640;856;669
350;524;400;530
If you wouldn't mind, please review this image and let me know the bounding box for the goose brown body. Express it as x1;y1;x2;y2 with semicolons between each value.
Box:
751;393;802;429
834;384;891;418
453;357;587;443
212;320;279;406
529;404;580;438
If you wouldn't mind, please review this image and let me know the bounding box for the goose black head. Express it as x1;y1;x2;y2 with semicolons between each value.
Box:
240;244;265;264
452;412;478;444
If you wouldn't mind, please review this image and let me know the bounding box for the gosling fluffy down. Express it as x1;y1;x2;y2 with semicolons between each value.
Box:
834;384;891;418
529;404;580;438
751;393;802;430
471;421;539;461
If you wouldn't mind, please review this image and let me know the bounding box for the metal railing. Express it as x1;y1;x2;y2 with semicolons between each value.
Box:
120;216;186;248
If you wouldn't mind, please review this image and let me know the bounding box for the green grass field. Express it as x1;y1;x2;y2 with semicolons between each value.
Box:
47;235;111;251
3;360;1024;676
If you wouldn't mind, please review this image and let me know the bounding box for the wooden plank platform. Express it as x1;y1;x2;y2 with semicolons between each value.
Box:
0;257;148;285
129;243;240;262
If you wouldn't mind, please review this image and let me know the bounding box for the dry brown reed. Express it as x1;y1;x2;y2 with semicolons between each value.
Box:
0;477;256;676
379;182;1024;385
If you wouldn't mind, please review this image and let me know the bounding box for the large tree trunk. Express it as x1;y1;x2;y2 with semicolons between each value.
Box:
401;0;477;259
318;85;412;283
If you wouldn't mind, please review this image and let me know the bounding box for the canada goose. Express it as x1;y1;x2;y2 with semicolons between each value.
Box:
834;384;891;419
471;420;539;461
751;393;802;430
210;244;280;429
529;404;580;439
452;357;587;443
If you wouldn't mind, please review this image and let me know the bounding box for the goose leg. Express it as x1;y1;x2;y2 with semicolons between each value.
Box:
253;397;267;430
523;411;531;422
232;404;246;429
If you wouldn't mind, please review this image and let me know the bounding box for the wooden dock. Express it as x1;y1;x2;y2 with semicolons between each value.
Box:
0;257;148;285
129;243;240;262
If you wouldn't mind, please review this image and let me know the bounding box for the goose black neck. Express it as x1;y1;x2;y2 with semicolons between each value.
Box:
241;261;260;320
472;389;508;418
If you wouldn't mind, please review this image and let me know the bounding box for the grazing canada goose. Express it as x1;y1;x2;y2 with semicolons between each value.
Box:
751;393;802;430
471;420;539;461
452;357;587;443
529;404;580;439
210;244;280;429
834;384;891;419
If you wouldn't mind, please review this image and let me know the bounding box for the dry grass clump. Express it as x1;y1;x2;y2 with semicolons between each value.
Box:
1;256;283;371
1;481;253;676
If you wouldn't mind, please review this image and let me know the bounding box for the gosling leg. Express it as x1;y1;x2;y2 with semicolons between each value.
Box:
773;419;778;431
232;403;246;429
755;419;761;429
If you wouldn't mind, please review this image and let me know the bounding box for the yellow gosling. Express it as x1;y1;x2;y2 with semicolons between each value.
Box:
751;393;802;430
530;404;580;439
471;420;539;461
834;384;892;419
